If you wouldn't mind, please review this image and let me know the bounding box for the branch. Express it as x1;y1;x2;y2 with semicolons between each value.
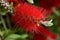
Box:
0;14;7;30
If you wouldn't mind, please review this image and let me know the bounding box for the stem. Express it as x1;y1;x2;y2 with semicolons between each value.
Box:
0;14;7;30
6;14;12;29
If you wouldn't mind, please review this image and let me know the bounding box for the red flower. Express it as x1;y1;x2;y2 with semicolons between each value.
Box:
37;0;60;10
10;1;57;40
11;2;48;33
11;2;57;40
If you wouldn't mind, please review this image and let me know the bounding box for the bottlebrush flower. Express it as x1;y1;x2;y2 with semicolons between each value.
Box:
11;2;48;33
8;0;57;39
37;0;60;10
11;2;57;39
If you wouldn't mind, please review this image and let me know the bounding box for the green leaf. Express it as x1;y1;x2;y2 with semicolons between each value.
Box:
3;30;13;38
20;34;28;39
5;34;28;40
0;11;8;16
0;31;4;36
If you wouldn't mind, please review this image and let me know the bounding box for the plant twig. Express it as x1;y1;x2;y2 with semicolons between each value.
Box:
6;14;12;29
0;14;7;30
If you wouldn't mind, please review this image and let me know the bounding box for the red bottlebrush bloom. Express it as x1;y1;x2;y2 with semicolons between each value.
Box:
37;0;60;10
11;2;48;33
11;2;57;40
9;1;57;39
